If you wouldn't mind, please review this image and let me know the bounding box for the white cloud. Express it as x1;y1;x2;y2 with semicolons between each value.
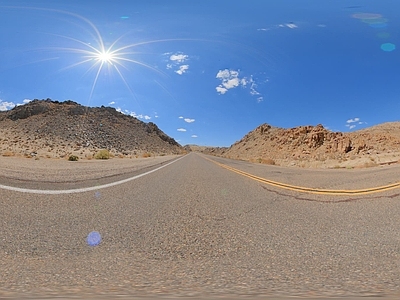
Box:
257;97;263;103
347;118;360;123
166;52;190;75
191;135;198;138
0;99;33;111
345;117;366;130
216;69;245;94
115;108;151;120
177;128;187;132
170;54;188;63
258;23;299;32
175;64;189;75
216;86;228;94
215;70;264;102
184;118;195;123
0;101;16;111
285;23;298;29
178;116;184;119
249;77;260;95
108;101;115;105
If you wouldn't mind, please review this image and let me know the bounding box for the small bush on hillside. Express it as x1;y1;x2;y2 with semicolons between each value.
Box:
260;158;275;165
142;152;152;158
68;155;79;161
94;149;110;159
2;151;15;157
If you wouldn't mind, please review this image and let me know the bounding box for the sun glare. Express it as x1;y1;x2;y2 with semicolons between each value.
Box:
97;51;113;63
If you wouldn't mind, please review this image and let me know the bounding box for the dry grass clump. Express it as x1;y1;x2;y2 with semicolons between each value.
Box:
250;157;275;165
260;158;275;165
94;149;110;159
142;152;152;158
2;151;15;157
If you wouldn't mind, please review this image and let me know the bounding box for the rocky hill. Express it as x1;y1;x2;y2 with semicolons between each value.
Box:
203;123;400;168
0;99;184;159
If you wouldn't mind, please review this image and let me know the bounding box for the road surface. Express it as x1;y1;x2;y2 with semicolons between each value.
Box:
1;152;400;299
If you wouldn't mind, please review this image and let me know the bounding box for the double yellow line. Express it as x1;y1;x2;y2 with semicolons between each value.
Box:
206;157;400;195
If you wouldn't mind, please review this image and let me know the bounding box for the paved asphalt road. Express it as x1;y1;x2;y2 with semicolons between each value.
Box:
1;152;400;299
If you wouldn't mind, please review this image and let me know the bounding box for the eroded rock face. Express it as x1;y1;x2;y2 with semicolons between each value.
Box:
203;122;400;164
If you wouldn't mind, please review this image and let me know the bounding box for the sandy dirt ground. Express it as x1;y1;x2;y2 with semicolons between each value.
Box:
0;155;181;183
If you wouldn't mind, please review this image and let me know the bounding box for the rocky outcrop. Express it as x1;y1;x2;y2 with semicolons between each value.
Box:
204;122;400;167
0;99;184;158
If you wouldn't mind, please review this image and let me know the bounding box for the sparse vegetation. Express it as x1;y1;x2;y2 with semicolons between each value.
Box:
142;152;152;158
68;155;79;161
260;158;275;165
2;151;15;157
94;149;110;159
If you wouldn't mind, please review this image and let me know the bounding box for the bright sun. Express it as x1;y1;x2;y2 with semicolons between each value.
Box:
97;51;113;63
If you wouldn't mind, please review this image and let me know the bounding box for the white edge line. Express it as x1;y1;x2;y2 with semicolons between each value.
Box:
0;155;185;194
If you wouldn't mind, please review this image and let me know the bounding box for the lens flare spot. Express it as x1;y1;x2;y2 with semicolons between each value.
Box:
87;231;102;246
362;17;388;24
376;32;391;39
352;13;382;19
369;23;388;28
381;43;396;52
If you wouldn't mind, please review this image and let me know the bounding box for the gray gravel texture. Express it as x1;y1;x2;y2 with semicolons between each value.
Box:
1;153;400;299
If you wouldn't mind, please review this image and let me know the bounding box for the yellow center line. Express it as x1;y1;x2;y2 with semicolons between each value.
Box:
205;156;400;195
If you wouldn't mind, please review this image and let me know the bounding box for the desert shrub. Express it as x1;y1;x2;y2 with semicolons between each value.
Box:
260;158;275;165
94;149;110;159
2;151;15;157
142;152;152;158
68;155;79;161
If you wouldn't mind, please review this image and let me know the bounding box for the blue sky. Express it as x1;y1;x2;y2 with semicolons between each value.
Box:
0;1;399;146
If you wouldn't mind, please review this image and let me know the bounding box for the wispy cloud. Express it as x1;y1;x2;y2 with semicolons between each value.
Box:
184;118;195;123
191;135;198;138
258;22;298;32
170;54;188;63
215;69;264;102
345;117;366;130
280;23;298;29
165;52;190;75
177;128;187;132
347;118;360;123
178;116;184;119
116;107;151;120
108;101;115;105
175;65;189;75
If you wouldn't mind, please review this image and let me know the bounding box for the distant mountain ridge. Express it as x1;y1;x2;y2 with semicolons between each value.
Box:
0;99;183;159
